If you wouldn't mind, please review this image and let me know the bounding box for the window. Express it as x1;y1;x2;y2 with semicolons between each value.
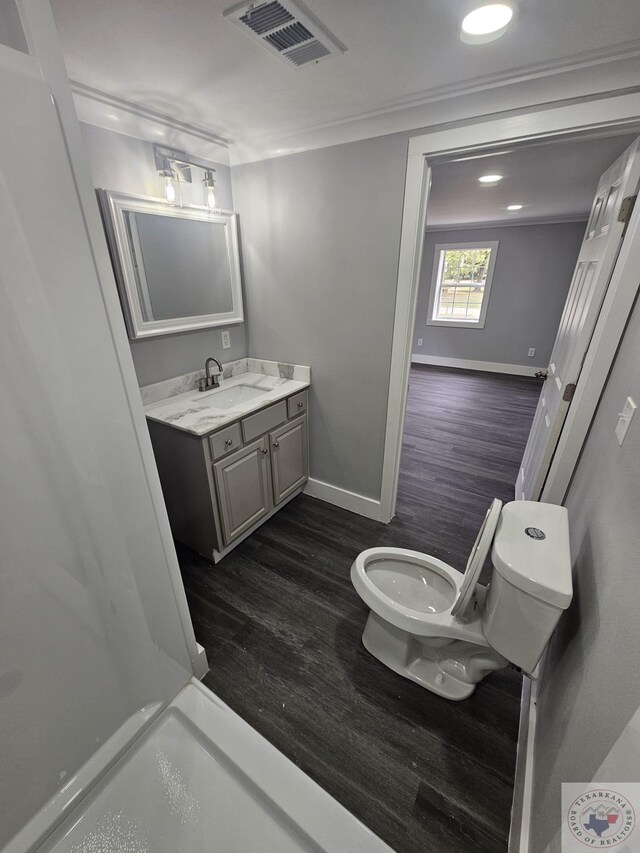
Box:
426;241;498;328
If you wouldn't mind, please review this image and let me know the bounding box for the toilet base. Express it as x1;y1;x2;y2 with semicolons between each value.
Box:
361;611;508;701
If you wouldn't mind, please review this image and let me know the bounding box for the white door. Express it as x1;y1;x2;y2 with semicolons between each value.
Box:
519;137;640;500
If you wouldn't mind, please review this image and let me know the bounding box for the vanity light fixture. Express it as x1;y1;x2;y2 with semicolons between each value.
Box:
478;174;503;184
203;170;217;211
507;204;523;211
153;144;221;209
461;3;514;44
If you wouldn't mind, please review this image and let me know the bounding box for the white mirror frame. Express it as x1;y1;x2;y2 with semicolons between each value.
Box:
99;189;244;340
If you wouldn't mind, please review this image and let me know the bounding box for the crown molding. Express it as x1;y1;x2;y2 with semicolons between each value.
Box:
70;80;231;149
69;38;640;167
242;40;640;149
231;45;640;164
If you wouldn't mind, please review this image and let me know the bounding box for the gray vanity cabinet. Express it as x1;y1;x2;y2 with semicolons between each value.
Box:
270;415;308;505
213;437;271;543
147;389;309;563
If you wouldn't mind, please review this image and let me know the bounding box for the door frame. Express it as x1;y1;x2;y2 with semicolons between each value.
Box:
380;92;640;522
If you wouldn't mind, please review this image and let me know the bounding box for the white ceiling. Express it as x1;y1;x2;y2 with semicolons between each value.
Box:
50;0;640;153
426;133;639;227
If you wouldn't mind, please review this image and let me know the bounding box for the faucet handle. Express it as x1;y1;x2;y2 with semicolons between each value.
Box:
197;377;207;392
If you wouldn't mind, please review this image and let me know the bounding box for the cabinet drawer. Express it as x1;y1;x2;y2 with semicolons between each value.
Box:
287;390;307;419
209;422;242;460
241;400;287;444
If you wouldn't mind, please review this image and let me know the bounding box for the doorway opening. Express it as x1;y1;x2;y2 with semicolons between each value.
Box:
382;112;640;524
399;365;540;566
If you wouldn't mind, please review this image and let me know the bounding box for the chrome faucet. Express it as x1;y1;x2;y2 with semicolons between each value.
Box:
198;357;223;391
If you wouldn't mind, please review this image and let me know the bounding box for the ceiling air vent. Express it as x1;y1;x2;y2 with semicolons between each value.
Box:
224;0;346;67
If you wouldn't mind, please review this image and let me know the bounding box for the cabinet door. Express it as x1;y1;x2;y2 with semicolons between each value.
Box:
213;437;271;545
270;415;309;506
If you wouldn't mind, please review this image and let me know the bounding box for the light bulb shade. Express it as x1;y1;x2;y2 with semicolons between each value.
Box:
164;175;176;204
203;170;217;210
159;163;177;204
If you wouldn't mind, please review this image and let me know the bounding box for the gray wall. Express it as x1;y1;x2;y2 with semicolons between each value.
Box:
80;123;246;385
413;223;586;367
529;290;640;851
232;133;408;500
0;0;28;52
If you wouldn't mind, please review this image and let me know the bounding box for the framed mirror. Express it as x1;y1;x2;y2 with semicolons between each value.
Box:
98;190;244;339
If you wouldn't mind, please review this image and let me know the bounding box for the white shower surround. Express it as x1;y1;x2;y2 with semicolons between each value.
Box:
36;681;394;853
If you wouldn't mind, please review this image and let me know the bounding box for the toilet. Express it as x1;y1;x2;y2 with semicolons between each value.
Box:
351;499;572;700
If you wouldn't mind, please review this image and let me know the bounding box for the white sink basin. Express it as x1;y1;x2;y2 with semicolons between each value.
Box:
201;384;268;410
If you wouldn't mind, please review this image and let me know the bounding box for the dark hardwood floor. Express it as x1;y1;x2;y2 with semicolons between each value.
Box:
178;365;542;853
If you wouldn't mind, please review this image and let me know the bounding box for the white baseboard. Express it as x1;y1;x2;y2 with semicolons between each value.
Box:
509;674;538;853
304;478;383;522
412;354;544;377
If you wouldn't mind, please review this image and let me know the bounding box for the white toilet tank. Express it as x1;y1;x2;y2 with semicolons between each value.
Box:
481;501;573;673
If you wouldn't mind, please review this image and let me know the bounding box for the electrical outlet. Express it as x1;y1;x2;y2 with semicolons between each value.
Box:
528;348;536;357
615;396;636;445
221;330;231;350
417;338;423;347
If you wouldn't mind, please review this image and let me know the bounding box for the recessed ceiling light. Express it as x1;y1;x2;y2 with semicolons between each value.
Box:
507;204;523;211
461;3;514;44
478;174;503;183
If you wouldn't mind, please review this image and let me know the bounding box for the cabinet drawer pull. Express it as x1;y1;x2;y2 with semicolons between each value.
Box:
273;441;280;448
261;448;269;455
209;423;242;460
286;392;307;418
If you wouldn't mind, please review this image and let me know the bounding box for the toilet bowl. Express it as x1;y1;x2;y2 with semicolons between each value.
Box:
351;499;572;700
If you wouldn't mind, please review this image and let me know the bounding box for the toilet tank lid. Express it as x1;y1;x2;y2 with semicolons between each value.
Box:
491;501;572;609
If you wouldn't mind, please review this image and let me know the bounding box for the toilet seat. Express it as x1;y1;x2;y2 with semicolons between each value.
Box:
451;498;503;617
351;549;488;644
350;499;503;643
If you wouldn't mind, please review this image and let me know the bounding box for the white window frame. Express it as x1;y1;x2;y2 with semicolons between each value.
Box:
426;240;499;329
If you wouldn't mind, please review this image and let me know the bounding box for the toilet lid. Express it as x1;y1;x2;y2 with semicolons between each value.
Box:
451;498;502;618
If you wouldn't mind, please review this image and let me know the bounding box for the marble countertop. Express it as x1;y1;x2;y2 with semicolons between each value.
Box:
143;358;310;437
